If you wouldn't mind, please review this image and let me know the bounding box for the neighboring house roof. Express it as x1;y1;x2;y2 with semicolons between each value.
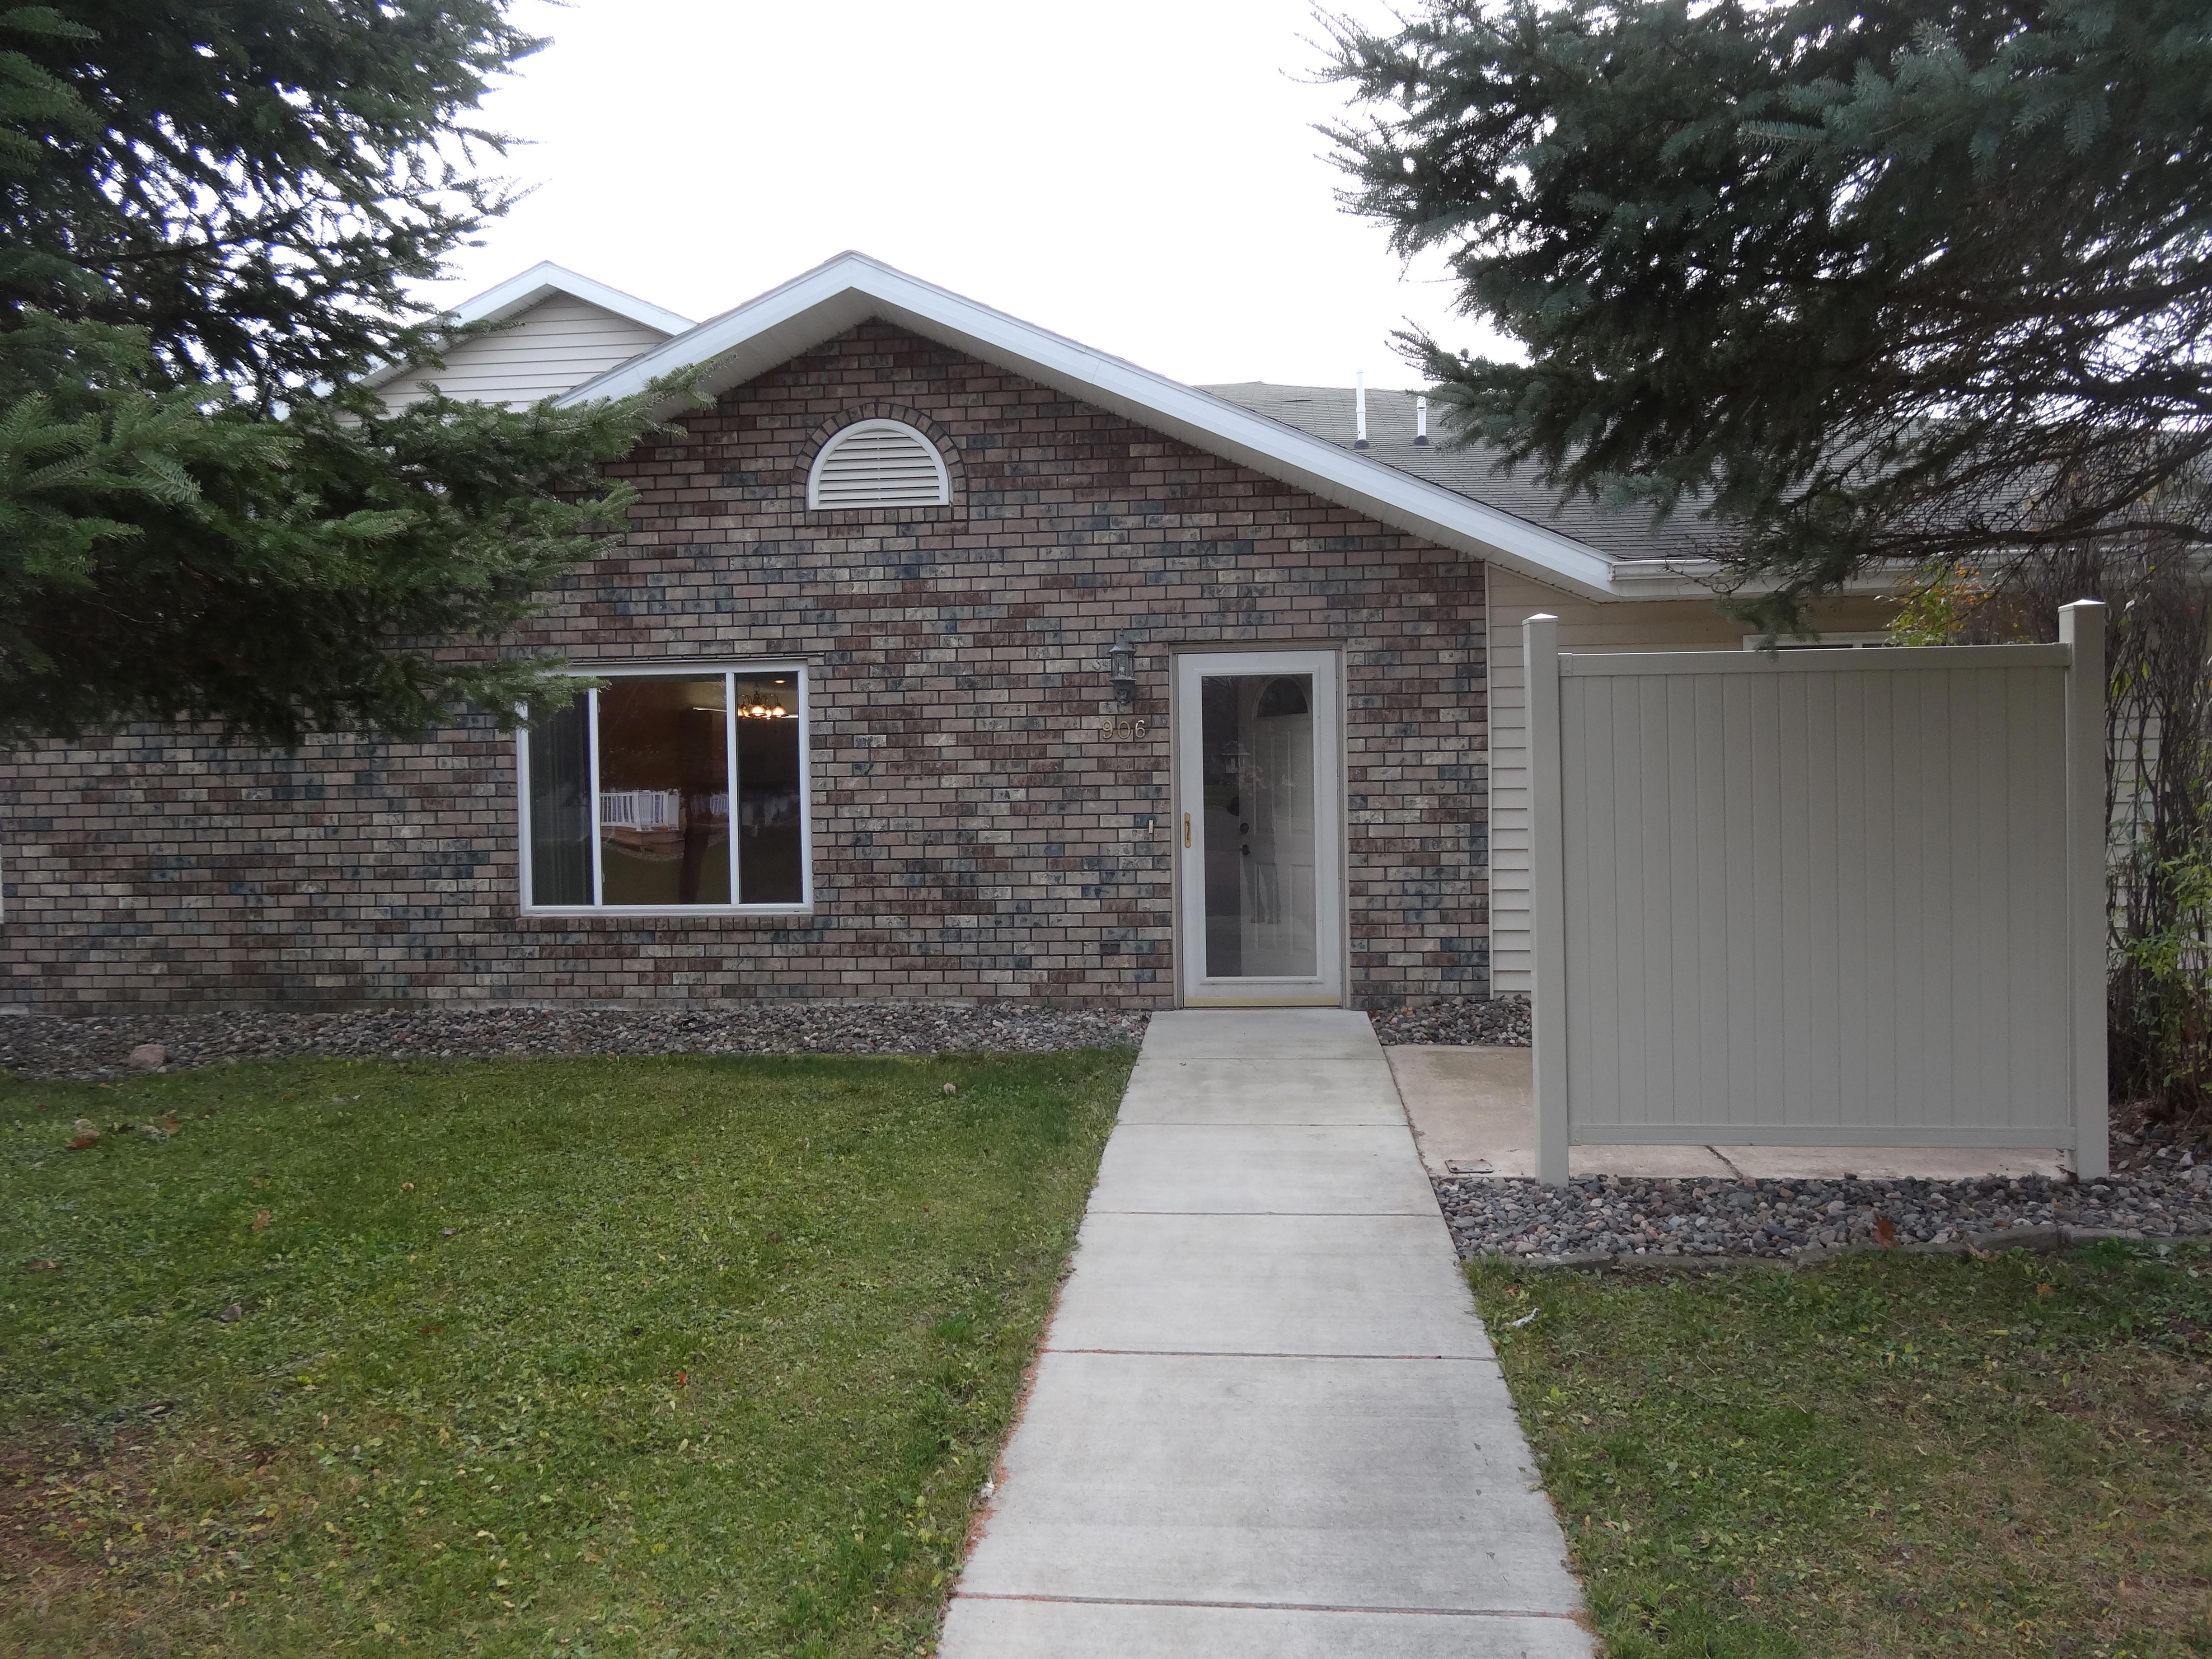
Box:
1201;383;1715;566
362;262;694;411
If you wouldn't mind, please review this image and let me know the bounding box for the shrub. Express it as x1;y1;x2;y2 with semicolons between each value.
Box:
1896;539;2212;1129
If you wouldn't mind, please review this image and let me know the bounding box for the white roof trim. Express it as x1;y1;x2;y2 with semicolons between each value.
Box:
557;251;1629;601
359;262;694;390
442;262;695;335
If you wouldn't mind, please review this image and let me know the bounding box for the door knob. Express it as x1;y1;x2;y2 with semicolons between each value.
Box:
1183;812;1191;848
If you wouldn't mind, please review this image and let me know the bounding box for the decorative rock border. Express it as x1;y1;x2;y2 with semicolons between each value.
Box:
1435;1169;2212;1268
1512;1225;2190;1272
1371;997;1531;1047
0;1003;1150;1082
3;996;1544;1081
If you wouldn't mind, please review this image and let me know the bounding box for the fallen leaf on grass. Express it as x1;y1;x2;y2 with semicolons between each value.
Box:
65;1119;100;1150
252;1210;271;1233
27;1259;56;1271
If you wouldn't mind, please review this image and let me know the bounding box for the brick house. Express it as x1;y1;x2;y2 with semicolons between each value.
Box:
0;254;1888;1014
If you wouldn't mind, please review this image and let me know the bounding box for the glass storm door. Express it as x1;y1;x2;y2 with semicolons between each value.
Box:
1175;650;1344;1006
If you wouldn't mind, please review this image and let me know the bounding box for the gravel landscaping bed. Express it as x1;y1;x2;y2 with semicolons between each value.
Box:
1436;1164;2212;1264
0;1003;1149;1081
1370;997;1530;1046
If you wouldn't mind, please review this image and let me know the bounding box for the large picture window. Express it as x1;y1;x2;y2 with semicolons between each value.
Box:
520;666;810;912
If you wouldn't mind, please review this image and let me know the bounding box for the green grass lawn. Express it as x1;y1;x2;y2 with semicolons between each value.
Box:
1472;1244;2212;1659
0;1049;1134;1658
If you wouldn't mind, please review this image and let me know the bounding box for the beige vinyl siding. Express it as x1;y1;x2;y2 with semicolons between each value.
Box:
1486;567;1894;995
376;293;671;410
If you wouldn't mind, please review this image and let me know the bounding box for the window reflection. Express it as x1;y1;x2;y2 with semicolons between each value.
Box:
733;677;803;904
527;691;592;906
522;669;810;909
596;677;731;906
1201;673;1317;977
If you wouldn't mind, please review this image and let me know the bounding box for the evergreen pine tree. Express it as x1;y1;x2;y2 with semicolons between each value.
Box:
1326;1;2212;625
0;1;667;743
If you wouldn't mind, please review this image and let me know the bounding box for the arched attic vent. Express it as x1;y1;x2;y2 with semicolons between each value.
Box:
806;419;950;509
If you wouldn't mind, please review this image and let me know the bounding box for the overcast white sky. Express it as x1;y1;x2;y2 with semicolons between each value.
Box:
423;0;1513;389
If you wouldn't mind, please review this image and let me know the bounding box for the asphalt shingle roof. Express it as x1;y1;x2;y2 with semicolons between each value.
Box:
1199;382;1714;563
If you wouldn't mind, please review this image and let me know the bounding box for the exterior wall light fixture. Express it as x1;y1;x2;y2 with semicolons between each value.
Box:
1108;633;1138;709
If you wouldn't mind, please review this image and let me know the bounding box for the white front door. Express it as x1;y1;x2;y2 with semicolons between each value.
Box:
1175;650;1344;1007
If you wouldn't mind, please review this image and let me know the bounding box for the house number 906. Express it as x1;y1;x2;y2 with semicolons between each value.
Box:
1096;717;1150;739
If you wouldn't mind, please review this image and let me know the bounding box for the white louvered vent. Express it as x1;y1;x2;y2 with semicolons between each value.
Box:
806;419;949;509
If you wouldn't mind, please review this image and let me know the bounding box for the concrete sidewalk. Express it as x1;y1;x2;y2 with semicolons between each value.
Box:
939;1010;1593;1658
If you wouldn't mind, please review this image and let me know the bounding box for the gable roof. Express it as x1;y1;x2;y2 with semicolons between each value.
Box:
431;260;696;336
359;262;694;393
557;250;1697;602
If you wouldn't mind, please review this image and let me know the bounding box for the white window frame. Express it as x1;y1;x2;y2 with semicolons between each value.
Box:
516;661;813;917
805;418;950;510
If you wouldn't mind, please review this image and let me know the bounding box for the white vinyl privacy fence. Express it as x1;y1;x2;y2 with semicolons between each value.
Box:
1526;603;2109;1184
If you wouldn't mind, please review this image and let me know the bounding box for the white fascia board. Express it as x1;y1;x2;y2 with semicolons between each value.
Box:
558;251;1623;601
448;261;695;334
357;263;695;391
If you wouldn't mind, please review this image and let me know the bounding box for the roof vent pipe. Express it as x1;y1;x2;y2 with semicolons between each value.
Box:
1354;371;1369;449
1415;394;1430;446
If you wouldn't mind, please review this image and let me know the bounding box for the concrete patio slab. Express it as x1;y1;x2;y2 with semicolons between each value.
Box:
1386;1046;1731;1179
1386;1045;1537;1180
942;1008;1593;1658
1049;1211;1492;1358
939;1598;1595;1658
958;1350;1583;1613
1119;1055;1405;1125
1088;1124;1441;1215
1388;1043;2069;1182
1720;1144;2068;1181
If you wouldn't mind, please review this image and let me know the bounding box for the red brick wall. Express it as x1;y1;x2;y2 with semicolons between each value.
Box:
0;324;1490;1012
